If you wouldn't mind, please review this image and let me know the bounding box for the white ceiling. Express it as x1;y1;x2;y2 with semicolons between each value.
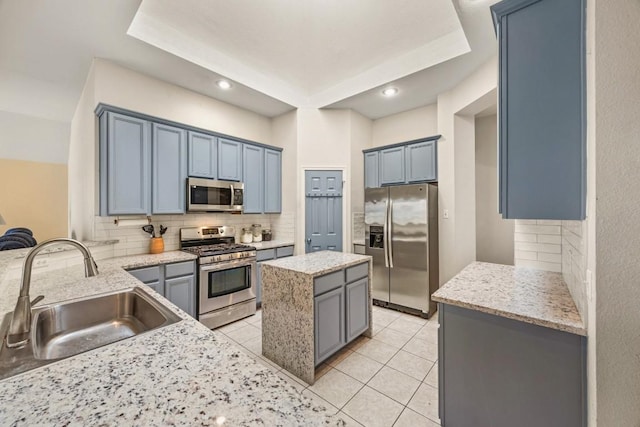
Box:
0;0;498;123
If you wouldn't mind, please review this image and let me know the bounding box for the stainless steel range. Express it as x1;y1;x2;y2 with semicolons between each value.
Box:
180;226;256;329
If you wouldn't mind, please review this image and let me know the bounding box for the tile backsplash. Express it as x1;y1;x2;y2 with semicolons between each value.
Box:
352;212;364;243
514;220;562;272
561;220;587;321
93;211;296;257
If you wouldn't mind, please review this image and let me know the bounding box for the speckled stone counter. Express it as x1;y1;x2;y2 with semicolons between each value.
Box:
432;262;586;336
250;240;294;250
261;251;372;384
0;251;352;425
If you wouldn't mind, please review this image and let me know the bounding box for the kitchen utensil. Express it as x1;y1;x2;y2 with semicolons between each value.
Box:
159;225;167;236
142;224;155;238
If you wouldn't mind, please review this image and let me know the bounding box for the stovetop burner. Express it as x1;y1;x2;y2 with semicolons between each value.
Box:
182;243;256;257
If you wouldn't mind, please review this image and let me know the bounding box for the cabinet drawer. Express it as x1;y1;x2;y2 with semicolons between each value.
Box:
346;262;368;283
314;270;345;296
128;266;160;284
257;249;276;261
276;246;294;258
165;261;195;279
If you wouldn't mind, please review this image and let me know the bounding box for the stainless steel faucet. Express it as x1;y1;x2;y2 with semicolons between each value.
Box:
5;238;99;348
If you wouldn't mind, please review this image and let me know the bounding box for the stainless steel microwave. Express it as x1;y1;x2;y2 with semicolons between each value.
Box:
187;177;244;212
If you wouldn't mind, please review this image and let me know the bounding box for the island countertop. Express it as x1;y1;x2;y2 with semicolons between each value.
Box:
261;250;371;277
0;250;349;425
432;262;586;336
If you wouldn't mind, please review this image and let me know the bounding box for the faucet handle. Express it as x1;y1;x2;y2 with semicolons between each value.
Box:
31;295;44;306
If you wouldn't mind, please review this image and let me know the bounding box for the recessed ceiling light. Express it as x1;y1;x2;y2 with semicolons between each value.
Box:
382;87;398;97
216;80;232;90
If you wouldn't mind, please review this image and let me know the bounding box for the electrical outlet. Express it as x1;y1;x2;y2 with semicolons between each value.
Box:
443;209;449;219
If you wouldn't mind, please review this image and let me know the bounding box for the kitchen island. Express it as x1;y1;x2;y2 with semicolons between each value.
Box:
261;251;372;385
0;249;350;426
432;262;586;427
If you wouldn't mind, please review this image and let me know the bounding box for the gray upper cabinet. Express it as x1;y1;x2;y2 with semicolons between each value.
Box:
188;131;217;179
152;123;187;214
264;149;282;213
364;151;379;189
492;0;586;220
242;144;264;214
406;140;437;183
218;138;243;182
379;146;405;185
103;112;151;215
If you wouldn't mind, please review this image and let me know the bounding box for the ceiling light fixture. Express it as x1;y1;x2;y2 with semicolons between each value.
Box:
216;80;232;90
382;87;398;97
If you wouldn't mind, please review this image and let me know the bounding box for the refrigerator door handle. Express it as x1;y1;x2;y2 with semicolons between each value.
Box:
388;197;394;268
383;199;390;268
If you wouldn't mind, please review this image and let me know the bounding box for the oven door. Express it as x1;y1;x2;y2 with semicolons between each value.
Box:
187;177;244;212
199;258;256;314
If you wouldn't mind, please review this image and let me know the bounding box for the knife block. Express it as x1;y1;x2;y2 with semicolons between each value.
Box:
150;237;164;254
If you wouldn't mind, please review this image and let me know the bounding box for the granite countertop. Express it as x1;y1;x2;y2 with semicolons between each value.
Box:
432;262;586;336
262;250;371;277
0;251;349;425
250;240;295;250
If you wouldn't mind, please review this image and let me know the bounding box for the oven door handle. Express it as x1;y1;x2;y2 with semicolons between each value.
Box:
200;258;256;272
230;183;235;207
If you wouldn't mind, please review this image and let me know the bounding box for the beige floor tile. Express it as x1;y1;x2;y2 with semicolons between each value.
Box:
403;337;438;362
225;324;261;343
372;310;401;326
387;350;435;381
216;319;250;334
407;383;439;423
386;317;423;335
336;411;365;427
399;313;428;325
371;321;387;336
347;335;372;351
393;408;440;427
315;363;333;380
354;338;400;364
242;335;262;355
247;310;262;323
368;366;421;405
343;386;404;427
308;369;364;408
325;347;354;367
424;362;438;388
255;355;282;371
334;352;384;383
414;324;438;344
374;328;413;349
302;389;340;416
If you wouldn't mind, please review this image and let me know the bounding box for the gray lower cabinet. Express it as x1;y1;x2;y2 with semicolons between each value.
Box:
264;149;282;213
242;144;264;214
313;262;370;365
152;123;187;214
188;131;217;179
127;261;197;318
345;278;369;342
439;303;585;427
218;138;242;182
492;0;586;219
314;286;346;364
102;112;151;215
256;246;294;305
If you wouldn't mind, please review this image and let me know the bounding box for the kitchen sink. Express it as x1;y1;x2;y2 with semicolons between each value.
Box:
0;287;182;380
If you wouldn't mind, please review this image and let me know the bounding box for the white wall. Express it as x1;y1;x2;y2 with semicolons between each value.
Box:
475;114;514;265
271;109;298;214
593;0;640;424
0;110;70;164
68;59;275;241
371;104;437;148
350;110;373;215
437;57;498;284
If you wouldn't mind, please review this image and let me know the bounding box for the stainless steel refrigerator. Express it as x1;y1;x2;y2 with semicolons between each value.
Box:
365;183;439;318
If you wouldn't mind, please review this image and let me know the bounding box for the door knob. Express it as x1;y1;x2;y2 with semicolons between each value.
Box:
306;238;311;245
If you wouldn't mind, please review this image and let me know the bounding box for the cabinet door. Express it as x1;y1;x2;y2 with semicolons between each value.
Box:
242;144;264;214
188;131;217;178
145;280;164;296
493;0;585;219
379;146;405;185
264;149;282;213
364;151;379;188
106;112;151;215
406;141;437;183
346;278;369;342
314;286;345;365
255;262;263;305
165;275;196;318
218;138;243;181
152;123;187;214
